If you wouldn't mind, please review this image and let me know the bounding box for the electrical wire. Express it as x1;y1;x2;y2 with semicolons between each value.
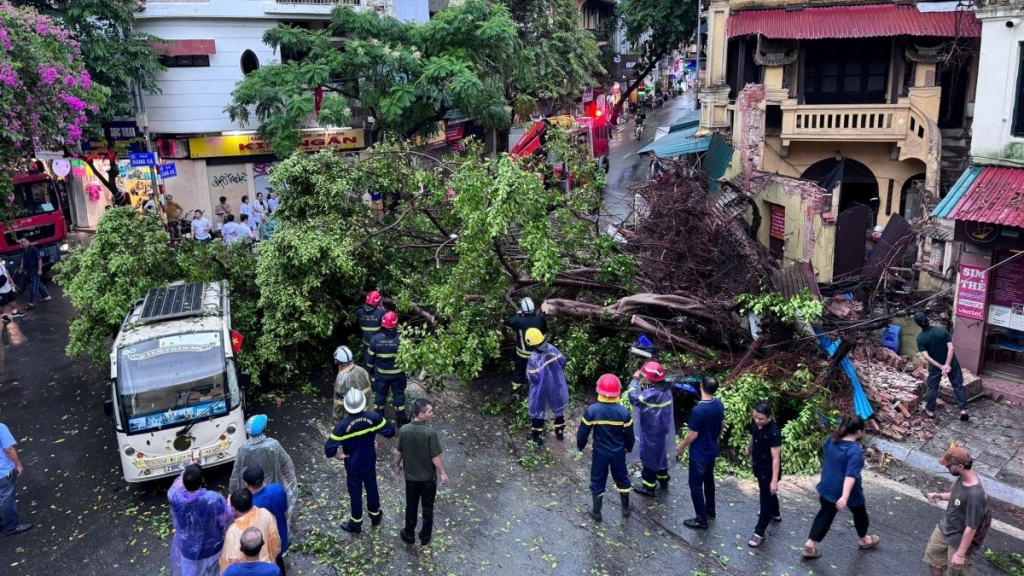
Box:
764;247;1024;348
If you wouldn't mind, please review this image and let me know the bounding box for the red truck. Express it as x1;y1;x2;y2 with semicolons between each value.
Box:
3;171;70;271
511;114;612;176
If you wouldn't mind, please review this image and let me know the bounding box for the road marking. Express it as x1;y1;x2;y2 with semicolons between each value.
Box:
622;154;632;159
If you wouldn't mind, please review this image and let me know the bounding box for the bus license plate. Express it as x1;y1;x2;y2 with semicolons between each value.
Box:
164;461;187;474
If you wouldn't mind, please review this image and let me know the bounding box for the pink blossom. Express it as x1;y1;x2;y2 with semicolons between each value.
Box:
67;123;82;142
64;74;75;87
0;27;10;51
38;65;56;84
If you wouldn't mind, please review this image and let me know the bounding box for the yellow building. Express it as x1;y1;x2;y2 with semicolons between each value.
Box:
700;0;979;281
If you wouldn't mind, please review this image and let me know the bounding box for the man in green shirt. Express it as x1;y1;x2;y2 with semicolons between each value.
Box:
395;398;448;546
915;312;969;422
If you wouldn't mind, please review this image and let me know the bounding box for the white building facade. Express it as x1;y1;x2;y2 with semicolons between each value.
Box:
74;0;428;225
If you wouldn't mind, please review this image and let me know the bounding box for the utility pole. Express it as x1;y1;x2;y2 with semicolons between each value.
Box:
132;82;166;228
695;0;702;86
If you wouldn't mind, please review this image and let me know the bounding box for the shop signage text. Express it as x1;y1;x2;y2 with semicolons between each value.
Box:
955;264;988;320
189;130;365;159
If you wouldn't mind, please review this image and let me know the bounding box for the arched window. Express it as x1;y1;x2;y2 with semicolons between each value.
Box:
240;50;260;76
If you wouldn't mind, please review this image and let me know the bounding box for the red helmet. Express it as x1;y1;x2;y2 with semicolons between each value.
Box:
640;361;666;382
366;291;382;306
596;374;621;397
381;311;398;329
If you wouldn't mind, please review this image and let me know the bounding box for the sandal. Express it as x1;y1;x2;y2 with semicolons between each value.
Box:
859;534;881;550
748;534;764;548
802;546;822;559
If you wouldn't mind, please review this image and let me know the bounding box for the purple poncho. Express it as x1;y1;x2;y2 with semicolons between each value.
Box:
526;342;569;419
168;472;233;576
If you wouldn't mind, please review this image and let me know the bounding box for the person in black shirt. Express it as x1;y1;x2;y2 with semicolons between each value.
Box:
18;238;49;309
746;402;782;547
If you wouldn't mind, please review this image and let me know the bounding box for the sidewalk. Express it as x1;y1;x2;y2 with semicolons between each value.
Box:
866;395;1024;508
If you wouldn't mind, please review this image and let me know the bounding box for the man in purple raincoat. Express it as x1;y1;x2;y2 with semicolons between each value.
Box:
169;463;234;576
628;361;675;497
525;328;569;446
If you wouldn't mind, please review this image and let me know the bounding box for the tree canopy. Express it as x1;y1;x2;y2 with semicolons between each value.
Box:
10;0;163;125
615;0;698;108
0;2;103;198
227;1;519;155
503;0;605;116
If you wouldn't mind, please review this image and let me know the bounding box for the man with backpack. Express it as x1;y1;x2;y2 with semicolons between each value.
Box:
925;446;990;576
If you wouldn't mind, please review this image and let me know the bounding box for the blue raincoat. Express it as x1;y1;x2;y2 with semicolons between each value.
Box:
626;378;676;471
168;472;233;576
526;342;569;419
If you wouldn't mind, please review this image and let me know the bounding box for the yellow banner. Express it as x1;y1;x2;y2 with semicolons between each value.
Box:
189;129;366;159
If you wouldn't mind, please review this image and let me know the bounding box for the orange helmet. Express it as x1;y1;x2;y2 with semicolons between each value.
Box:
596;374;621;397
381;311;398;329
640;361;666;382
366;291;382;306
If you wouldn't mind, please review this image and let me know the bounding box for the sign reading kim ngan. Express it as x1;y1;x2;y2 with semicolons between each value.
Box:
189;129;366;159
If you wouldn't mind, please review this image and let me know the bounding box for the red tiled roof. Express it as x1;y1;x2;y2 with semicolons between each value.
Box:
150;39;217;57
728;5;980;40
947;166;1024;228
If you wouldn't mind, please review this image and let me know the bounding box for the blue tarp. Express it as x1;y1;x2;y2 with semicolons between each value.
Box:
638;129;712;158
815;329;874;421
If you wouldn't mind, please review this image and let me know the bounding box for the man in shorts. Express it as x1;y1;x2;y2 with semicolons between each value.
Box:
924;446;989;576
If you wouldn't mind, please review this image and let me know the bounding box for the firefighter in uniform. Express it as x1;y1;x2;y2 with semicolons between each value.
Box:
368;311;409;427
358;291;386;368
324;389;395;533
577;374;635;523
628;361;674;497
333;345;374;421
504;297;547;392
525;328;569;445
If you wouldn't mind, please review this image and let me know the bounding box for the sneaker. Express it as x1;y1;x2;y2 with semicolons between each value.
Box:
399;529;415;544
43;296;51;302
11;311;24;318
3;523;33;536
2;316;9;324
683;518;709;530
960;412;970;422
554;428;564;442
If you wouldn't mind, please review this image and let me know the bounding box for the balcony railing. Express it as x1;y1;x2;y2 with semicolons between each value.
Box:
780;102;917;145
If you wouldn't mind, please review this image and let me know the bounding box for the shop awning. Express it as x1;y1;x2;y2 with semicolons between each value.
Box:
727;5;980;40
638;125;711;158
933;165;1024;227
150;39;217;57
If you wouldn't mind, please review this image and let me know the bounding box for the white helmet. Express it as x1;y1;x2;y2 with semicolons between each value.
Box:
520;297;535;314
344;389;367;414
334;345;353;364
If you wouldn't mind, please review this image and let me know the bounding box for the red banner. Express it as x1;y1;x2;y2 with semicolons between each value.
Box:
955;264;988;320
769;204;785;240
445;122;465;144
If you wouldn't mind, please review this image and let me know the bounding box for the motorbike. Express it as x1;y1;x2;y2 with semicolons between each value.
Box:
634;123;644;140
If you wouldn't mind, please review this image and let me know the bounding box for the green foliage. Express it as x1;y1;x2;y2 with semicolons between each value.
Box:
253;135;607;386
502;0;605;113
55;208;261;373
719;372;830;475
227;1;519;154
554;323;632;393
985;549;1024;575
736;288;825;326
518;440;553;470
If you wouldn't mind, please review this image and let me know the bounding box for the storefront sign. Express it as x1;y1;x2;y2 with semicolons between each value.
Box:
769;204;785;240
989;305;1012;328
189;129;365;159
956;264;988;320
445;123;465;144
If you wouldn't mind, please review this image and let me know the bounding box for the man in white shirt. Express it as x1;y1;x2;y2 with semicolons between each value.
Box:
223;215;255;246
191;210;213;243
0;262;22;323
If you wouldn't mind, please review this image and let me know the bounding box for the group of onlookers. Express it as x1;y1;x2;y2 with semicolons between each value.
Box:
189;192;278;245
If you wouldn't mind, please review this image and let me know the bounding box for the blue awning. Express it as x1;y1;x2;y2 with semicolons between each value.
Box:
638;127;711;158
933;165;982;218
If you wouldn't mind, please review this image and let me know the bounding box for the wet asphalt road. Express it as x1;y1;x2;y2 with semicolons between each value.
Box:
602;93;700;227
1;285;1022;576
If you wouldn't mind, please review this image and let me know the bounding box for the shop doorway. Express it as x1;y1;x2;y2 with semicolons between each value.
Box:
801;157;880;219
984;250;1024;380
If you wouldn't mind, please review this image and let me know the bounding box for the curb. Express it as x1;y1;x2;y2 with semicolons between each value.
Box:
866;436;1024;509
